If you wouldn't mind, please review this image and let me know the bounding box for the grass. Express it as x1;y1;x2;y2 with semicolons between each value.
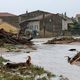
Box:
41;77;48;80
0;58;56;80
3;44;16;50
30;65;45;75
0;43;17;52
0;66;51;80
0;56;9;65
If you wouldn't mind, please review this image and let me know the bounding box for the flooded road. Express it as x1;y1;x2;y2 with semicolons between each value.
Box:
2;38;80;80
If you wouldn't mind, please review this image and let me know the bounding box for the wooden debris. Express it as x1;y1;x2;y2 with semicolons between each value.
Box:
5;56;31;68
0;29;33;45
70;52;80;64
45;37;80;44
67;52;80;64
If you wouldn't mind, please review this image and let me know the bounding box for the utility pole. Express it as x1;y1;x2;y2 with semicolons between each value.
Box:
17;16;22;39
43;13;45;37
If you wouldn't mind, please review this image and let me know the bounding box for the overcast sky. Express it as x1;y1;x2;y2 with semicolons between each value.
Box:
0;0;80;17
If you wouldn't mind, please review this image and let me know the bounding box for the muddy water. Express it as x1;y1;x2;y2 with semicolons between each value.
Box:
2;38;80;80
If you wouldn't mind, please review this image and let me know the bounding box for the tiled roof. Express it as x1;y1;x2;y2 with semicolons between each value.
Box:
0;12;16;16
27;14;50;21
20;10;50;16
20;14;53;25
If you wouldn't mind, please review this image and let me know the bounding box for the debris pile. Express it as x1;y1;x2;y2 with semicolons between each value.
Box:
45;37;80;44
70;52;80;64
0;29;33;45
5;56;31;68
67;52;80;65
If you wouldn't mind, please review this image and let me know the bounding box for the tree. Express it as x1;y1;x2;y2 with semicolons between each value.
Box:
70;21;80;35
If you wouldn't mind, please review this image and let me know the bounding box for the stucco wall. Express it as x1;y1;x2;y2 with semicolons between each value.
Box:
62;19;73;30
27;21;40;31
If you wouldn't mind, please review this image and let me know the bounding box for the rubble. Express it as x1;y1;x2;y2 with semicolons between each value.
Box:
67;52;80;64
0;29;33;45
45;37;80;44
70;52;80;64
5;56;31;68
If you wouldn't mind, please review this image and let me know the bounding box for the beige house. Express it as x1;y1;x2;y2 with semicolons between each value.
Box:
20;14;62;37
62;18;73;30
76;14;80;22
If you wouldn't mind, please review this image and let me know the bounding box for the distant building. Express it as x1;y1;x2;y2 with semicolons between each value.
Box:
0;12;16;16
62;18;73;30
20;12;62;37
0;12;19;28
0;13;19;34
76;14;80;22
58;13;73;31
19;10;50;21
19;10;75;37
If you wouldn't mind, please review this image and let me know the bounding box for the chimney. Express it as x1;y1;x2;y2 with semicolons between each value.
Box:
26;11;28;14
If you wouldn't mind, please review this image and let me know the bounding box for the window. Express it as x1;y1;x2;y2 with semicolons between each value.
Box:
35;25;38;30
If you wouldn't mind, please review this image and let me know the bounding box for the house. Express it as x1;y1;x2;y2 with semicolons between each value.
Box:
58;13;73;31
0;12;16;16
20;13;62;38
0;12;19;34
76;14;80;22
62;17;73;30
57;13;74;36
0;12;19;28
19;10;75;37
19;10;50;21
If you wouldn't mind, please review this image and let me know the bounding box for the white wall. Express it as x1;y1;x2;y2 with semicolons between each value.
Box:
76;14;80;22
27;21;40;31
62;19;73;30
